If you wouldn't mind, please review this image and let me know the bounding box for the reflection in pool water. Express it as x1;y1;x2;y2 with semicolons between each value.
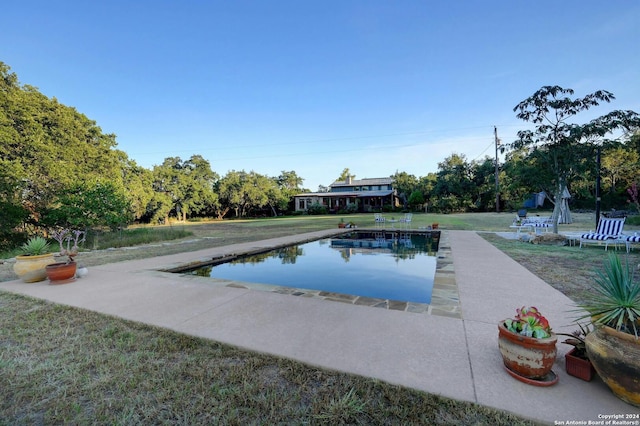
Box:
183;232;439;304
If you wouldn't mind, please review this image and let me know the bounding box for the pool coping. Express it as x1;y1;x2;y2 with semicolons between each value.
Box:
161;228;460;318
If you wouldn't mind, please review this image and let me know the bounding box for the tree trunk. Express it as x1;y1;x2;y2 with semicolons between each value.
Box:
551;186;562;234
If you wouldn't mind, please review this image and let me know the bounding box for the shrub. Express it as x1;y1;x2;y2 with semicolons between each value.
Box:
306;203;328;215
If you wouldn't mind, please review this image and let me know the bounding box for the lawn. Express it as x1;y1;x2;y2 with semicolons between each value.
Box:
2;211;635;424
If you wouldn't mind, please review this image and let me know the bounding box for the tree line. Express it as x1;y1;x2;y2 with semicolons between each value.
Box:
2;61;639;249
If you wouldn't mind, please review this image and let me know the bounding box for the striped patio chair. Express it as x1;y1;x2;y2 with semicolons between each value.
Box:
624;233;640;252
579;217;626;251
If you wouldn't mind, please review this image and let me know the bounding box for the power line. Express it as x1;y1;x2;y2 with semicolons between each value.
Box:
126;124;521;157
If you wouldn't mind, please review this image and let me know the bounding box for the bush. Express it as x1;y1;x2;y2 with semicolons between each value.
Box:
626;215;640;226
306;203;328;215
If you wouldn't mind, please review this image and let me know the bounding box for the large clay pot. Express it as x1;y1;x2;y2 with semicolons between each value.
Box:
13;253;56;282
45;261;77;284
586;325;640;407
498;322;558;380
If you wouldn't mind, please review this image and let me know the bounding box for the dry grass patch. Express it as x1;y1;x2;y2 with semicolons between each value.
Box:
0;293;537;425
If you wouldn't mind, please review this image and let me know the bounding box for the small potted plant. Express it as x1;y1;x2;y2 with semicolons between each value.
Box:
12;236;56;282
498;306;558;385
45;229;86;284
577;253;640;406
338;218;346;228
557;323;595;381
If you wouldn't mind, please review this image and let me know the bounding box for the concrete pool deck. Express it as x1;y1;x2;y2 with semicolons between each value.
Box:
1;230;637;423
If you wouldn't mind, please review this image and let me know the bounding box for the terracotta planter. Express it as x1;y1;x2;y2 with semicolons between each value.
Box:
338;223;346;228
586;325;640;407
45;261;77;284
498;322;558;381
13;253;56;282
565;348;595;381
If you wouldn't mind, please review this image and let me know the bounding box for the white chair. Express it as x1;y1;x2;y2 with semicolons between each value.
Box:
624;234;640;252
399;213;412;230
580;217;626;251
374;213;385;228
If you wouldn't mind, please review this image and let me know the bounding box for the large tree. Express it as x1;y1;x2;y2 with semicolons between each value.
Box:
151;155;219;222
0;62;131;231
512;86;640;232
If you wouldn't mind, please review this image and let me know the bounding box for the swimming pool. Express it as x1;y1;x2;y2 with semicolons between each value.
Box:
180;231;439;304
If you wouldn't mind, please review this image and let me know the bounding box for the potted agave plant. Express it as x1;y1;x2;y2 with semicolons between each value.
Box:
557;323;595;381
13;236;56;282
498;306;558;386
577;253;640;407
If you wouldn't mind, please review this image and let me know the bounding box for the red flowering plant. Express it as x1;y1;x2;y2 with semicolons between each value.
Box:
504;306;553;338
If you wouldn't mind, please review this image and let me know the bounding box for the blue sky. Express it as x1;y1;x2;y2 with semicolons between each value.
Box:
4;1;639;191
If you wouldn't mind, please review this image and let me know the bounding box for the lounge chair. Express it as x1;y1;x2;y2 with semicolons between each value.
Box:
623;233;640;252
579;217;626;250
510;216;553;235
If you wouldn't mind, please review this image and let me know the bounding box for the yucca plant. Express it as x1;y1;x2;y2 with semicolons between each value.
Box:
578;253;640;338
20;236;52;256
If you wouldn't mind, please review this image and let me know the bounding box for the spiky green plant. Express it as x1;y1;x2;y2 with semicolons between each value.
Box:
578;253;640;338
20;236;51;256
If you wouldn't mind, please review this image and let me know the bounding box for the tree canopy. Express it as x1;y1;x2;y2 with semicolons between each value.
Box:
512;85;640;231
3;60;640;250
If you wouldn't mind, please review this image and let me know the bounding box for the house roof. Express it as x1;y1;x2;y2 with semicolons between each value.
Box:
330;177;393;187
294;190;394;198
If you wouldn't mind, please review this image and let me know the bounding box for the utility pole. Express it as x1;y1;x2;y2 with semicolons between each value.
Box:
595;146;601;228
494;126;500;212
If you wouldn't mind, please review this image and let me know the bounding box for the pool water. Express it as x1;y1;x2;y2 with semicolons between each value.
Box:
184;232;438;304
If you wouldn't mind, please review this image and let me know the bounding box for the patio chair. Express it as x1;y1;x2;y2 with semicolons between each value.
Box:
510;216;552;236
374;213;385;228
399;213;413;230
623;233;640;253
579;217;626;251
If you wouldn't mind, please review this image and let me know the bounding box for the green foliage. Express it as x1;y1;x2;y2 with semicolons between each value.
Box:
512;86;640;227
42;181;133;230
0;62;132;230
577;253;640;338
20;236;51;256
626;215;640;226
337;204;359;214
337;168;354;181
4;58;640;236
407;190;425;210
306;203;328;215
